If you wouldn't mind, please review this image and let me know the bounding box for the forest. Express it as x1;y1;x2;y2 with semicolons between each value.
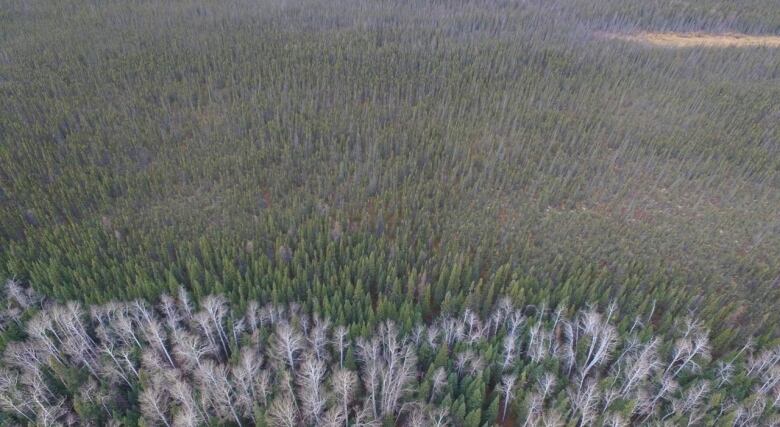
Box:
0;0;778;425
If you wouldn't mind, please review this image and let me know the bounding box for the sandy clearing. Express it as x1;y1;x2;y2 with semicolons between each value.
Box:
598;31;780;48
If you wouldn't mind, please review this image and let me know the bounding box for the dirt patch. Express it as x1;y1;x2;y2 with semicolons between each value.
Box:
598;31;780;48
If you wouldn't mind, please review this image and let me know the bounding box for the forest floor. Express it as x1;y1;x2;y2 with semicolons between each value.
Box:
599;31;780;47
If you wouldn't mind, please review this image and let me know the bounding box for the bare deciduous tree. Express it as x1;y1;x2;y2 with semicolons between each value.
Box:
297;354;327;424
195;360;242;426
331;368;357;426
334;325;349;368
270;321;304;374
232;347;263;420
498;373;516;422
140;379;172;427
267;395;298;427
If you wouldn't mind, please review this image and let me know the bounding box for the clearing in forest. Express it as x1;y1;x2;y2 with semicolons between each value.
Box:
599;31;780;47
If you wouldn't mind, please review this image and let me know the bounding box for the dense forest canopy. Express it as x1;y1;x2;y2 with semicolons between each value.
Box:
0;0;778;424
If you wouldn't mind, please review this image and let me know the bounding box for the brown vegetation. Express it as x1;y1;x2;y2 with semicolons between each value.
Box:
599;31;780;47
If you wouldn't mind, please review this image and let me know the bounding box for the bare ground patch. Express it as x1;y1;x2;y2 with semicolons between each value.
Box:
598;31;780;48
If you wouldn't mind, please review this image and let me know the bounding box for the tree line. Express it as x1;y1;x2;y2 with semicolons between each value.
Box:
0;280;777;426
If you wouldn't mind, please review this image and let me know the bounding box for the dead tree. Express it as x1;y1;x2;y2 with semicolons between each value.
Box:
201;295;230;358
330;368;358;426
270;321;304;375
135;302;176;368
194;360;243;426
232;347;263;420
498;373;517;422
170;378;203;427
577;310;617;390
568;379;598;426
297;354;327;424
376;322;418;418
309;315;331;362
619;338;660;396
267;394;298;427
334;325;349;368
429;367;447;403
139;379;172;427
0;368;35;423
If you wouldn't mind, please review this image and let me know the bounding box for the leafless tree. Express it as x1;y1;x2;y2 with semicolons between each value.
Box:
4;341;50;384
425;325;440;348
0;368;34;423
0;294;773;426
177;286;194;321
677;380;710;426
99;341;134;386
716;361;734;387
406;404;427;427
231;318;245;348
320;406;346;427
540;408;564;427
334;325;349;368
498;373;516;422
232;347;263;420
663;319;710;380
569;378;598;426
159;294;182;332
134;302;176;368
173;331;215;372
140;379;172;427
601;387;621;414
377;322;418;418
114;307;143;349
455;351;470;376
170;378;203;427
526;320;545;363
5;278;39;309
577;310;617;390
561;320;576;377
245;300;259;336
297;353;327;424
141;350;176;385
549;304;567;354
522;392;543;427
271;321;305;374
602;412;627;427
352;402;381;427
619;337;659;396
463;308;485;344
410;325;425;347
439;317;463;347
26;315;64;367
309;315;331;362
734;395;768;427
50;303;100;376
641;376;678;422
194;360;242;426
467;354;485;377
331;367;358;426
428;405;449;427
506;308;525;338
757;364;780;395
429;367;447;403
201;294;230;358
259;303;285;326
500;333;517;371
538;371;556;401
267;394;298;427
357;337;382;418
